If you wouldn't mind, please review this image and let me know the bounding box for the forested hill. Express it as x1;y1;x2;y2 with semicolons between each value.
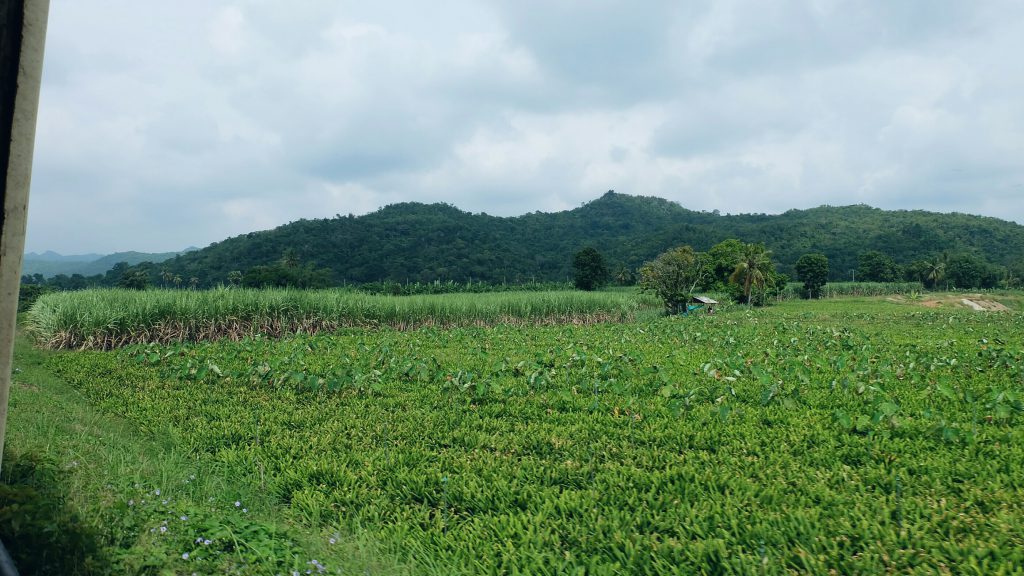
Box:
145;192;1024;286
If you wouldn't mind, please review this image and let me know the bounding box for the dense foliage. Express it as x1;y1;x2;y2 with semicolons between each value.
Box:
41;300;1024;574
795;254;830;299
572;247;610;291
240;262;332;289
638;246;708;314
858;250;902;282
639;242;785;312
22;192;1024;289
728;243;776;305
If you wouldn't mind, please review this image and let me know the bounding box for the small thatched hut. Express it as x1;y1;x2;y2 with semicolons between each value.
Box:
686;296;718;314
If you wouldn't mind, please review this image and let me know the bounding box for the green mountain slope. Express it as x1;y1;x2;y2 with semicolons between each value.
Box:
143;192;1024;286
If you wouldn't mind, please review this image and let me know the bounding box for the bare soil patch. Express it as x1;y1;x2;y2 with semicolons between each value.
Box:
888;293;1010;311
961;298;1010;312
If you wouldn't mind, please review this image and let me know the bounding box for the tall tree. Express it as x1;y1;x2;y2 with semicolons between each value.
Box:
280;248;300;269
795;253;829;299
706;239;745;289
858;251;901;282
572;247;609;291
639;246;709;315
614;266;634;286
945;253;997;289
730;243;773;306
117;270;149;291
924;254;948;289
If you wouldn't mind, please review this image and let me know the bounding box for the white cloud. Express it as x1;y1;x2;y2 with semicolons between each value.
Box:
208;6;248;58
24;0;1024;253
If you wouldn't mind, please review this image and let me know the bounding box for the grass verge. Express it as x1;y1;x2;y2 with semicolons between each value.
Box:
0;330;407;575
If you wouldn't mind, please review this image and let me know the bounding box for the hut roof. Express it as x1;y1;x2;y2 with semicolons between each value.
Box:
691;296;718;304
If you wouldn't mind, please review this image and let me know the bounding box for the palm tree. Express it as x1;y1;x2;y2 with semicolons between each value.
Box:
924;260;945;290
160;269;174;288
614;266;633;286
280;248;299;269
924;252;951;290
729;243;772;307
189;277;200;290
999;268;1016;290
173;275;183;289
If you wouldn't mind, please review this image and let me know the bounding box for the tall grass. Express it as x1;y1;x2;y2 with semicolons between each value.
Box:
26;288;660;350
820;281;924;297
780;281;925;299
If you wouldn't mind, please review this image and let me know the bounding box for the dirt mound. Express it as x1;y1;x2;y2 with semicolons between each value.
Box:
888;294;1010;311
961;298;1010;312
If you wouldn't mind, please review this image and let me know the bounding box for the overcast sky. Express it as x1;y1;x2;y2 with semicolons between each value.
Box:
25;0;1024;254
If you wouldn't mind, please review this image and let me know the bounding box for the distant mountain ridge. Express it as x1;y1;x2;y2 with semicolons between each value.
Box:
132;192;1024;287
24;250;104;263
23;249;197;278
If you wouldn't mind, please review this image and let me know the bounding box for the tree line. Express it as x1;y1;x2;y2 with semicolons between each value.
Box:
21;243;1019;303
21;192;1024;295
574;240;789;312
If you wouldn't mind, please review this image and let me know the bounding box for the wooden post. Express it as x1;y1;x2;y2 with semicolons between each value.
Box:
0;0;50;473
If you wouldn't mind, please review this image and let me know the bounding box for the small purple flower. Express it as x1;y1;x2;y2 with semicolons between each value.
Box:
182;553;190;560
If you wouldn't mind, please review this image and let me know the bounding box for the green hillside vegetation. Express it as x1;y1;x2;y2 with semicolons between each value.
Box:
23;192;1024;290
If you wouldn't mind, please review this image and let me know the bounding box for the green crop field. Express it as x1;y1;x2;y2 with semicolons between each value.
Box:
4;295;1024;574
25;288;660;350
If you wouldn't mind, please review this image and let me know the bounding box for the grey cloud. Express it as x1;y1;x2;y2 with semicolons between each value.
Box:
23;0;1024;254
475;2;686;110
